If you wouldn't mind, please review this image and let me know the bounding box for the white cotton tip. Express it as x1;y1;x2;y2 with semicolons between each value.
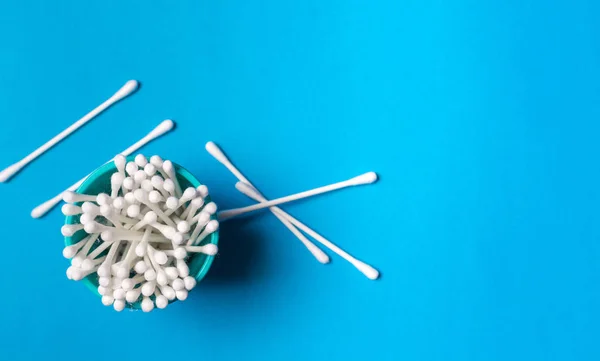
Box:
142;282;156;297
101;230;115;242
205;220;219;234
125;162;138;176
182;187;197;200
71;256;83;267
175;289;188;301
127;204;141;218
196;212;210;225
163;179;175;194
134;189;148;203
0;163;21;183
202;243;219;256
203;202;217;215
112;80;139;102
177;259;189;277
156;272;169;286
196;185;209;198
148;190;163;204
171;233;184;245
190;197;204;210
83;222;99;234
173;248;187;260
98;276;111;287
126;289;141;303
147;120;175;140
171;278;185;291
31;201;56;219
144;163;157;177
112;197;125;210
79;213;94;225
162;160;174;174
143;211;158;224
150;175;163;189
113;288;126;300
61;224;81;237
70;268;85;281
140;179;154;192
124;192;136;204
62;244;80;259
205;142;228;164
135;154;148;167
116;265;130;279
150;155;163;168
183;276;197;291
121;278;135;291
66;266;74;280
177;221;190;233
97;264;111;278
134;170;147;184
348;171;378;186
122;177;135;190
113;299;126;312
99;204;113;218
81;202;98;214
165;197;178;210
62;204;82;216
97;193;112;206
155;295;169;309
135;243;147;257
141;297;154;312
81;259;95;271
154;251;168;265
62;191;78;203
111;172;125;187
98;286;107;296
134;260;148;273
160;285;176;301
144;269;157;281
165;267;179;280
101;295;114;306
352;260;380;280
114;154;127;173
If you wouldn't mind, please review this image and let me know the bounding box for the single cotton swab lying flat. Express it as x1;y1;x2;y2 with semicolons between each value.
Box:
237;184;380;280
0;80;139;183
205;141;329;263
217;172;378;220
31;119;175;218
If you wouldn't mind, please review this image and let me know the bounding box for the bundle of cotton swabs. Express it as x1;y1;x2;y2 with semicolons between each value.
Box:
62;154;218;312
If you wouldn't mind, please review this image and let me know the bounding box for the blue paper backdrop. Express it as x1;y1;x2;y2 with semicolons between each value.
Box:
0;1;599;360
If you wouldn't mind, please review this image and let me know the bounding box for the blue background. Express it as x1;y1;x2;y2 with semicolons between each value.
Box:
0;1;599;360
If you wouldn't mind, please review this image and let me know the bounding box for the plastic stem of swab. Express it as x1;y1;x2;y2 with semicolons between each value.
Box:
0;80;139;183
204;141;329;263
162;160;182;197
185;244;218;255
187;220;219;246
217;172;378;221
31;119;175;218
237;184;380;280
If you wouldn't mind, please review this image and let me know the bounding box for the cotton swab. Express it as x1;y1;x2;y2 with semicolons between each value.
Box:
217;172;378;221
0;80;139;183
204;141;329;263
237;184;380;280
31;119;175;218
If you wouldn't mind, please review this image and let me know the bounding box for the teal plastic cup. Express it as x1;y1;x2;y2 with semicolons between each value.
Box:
63;157;219;310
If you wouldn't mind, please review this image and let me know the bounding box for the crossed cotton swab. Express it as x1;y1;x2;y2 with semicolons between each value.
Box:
30;119;175;218
217;172;378;220
206;142;380;279
0;80;139;183
205;142;330;264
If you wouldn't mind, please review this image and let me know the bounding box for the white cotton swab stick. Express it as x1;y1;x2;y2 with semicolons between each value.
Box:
31;119;175;218
0;80;139;183
237;184;380;280
217;172;378;221
205;141;329;263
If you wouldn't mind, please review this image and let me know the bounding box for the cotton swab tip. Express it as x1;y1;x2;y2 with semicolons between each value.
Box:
353;260;380;280
141;297;154;312
111;80;139;101
348;171;378;186
114;154;127;172
202;243;219;256
205;141;228;164
147;119;175;139
0;164;20;183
